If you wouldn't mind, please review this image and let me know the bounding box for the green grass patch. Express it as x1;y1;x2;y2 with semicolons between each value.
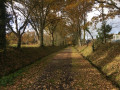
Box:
48;79;55;84
0;49;4;52
0;69;23;86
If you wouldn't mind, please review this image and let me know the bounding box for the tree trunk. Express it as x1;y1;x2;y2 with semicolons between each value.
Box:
78;38;81;46
79;29;82;46
77;30;82;46
83;1;86;45
83;29;86;44
0;0;6;50
86;29;95;51
103;24;106;43
0;26;6;49
101;3;106;43
0;0;6;63
17;35;22;49
83;12;86;45
36;35;40;45
40;27;44;47
51;33;54;46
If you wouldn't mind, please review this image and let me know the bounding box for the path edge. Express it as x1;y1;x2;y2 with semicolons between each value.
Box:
74;47;120;89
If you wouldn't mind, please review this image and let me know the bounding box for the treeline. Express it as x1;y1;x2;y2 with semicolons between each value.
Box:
6;31;68;46
0;0;120;49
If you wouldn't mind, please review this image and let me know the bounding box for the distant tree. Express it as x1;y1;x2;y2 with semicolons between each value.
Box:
47;13;61;46
22;31;37;45
97;24;112;43
6;32;17;44
118;32;120;35
65;0;94;45
54;19;70;46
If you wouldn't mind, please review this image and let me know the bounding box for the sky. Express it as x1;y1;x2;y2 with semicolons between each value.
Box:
7;1;120;40
87;8;120;39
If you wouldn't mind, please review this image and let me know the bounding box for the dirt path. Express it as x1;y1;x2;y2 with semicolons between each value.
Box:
1;47;119;90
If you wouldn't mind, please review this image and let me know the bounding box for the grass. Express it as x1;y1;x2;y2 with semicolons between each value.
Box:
48;79;55;84
0;49;4;52
0;46;65;87
0;45;65;78
0;69;23;86
75;45;93;57
76;43;120;87
9;44;39;48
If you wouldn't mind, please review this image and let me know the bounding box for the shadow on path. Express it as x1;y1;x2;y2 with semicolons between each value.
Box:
1;47;118;90
26;48;74;90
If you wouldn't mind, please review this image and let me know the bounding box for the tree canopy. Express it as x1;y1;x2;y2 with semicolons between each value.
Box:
1;0;120;48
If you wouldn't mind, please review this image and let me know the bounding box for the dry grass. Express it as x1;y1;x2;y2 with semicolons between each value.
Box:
9;44;39;48
76;43;120;87
75;45;93;57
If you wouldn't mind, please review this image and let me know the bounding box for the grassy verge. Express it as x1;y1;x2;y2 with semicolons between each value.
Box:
75;43;120;88
9;44;39;48
0;69;23;86
0;46;65;86
0;48;62;87
0;45;65;78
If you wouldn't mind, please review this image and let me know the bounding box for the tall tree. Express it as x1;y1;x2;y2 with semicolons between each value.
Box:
65;0;93;45
92;1;113;43
28;0;65;47
0;0;7;64
28;0;55;47
47;13;61;46
0;0;6;50
7;0;32;49
97;24;112;43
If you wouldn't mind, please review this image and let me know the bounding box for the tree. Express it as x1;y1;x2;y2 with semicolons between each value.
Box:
86;27;95;51
28;0;56;47
29;0;66;47
0;0;7;63
22;31;37;45
47;13;61;46
95;0;120;11
6;32;17;44
96;24;112;43
92;2;110;43
118;32;120;34
94;0;120;25
65;0;94;45
7;0;32;49
0;0;7;50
